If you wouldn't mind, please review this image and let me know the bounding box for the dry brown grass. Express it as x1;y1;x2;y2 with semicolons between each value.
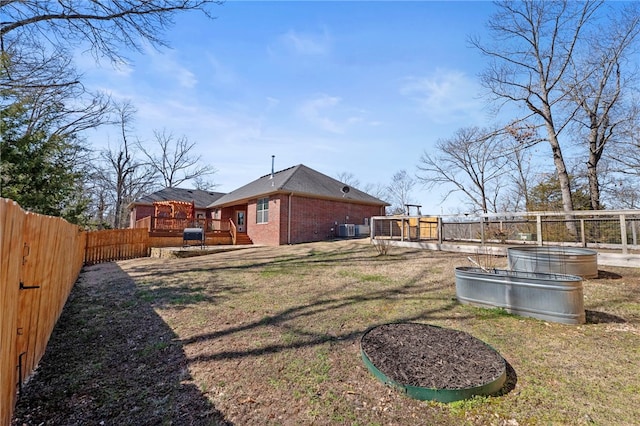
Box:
124;239;640;425
13;239;640;425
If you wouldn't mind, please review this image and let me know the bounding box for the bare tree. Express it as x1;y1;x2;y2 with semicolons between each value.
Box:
1;0;221;220
1;40;112;222
605;177;640;209
385;170;416;215
417;127;510;214
470;1;604;215
361;182;389;203
604;107;640;208
95;102;156;228
499;145;533;212
610;109;640;178
139;129;216;188
499;123;543;211
335;172;390;204
1;1;220;65
1;38;112;135
336;171;361;189
192;175;217;191
566;3;640;210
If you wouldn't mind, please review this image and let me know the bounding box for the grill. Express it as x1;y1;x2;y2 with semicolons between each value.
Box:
183;227;205;248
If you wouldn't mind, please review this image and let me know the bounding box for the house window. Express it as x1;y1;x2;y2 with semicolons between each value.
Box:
257;197;269;223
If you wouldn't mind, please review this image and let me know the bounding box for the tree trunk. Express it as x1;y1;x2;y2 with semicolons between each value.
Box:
543;120;578;238
587;124;603;210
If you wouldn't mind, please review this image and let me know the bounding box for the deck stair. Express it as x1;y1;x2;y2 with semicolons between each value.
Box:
235;233;253;245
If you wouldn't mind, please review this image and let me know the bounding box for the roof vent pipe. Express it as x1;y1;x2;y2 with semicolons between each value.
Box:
270;155;275;179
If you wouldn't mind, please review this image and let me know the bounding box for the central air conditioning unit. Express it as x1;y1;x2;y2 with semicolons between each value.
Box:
337;224;356;237
355;225;370;236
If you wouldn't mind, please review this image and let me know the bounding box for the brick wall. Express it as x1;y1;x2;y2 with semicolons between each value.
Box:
288;195;382;244
247;196;283;246
239;194;383;246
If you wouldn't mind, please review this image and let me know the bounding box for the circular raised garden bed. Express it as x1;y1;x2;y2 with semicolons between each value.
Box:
361;323;506;403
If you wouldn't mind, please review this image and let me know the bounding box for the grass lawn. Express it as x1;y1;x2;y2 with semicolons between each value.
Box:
13;239;640;425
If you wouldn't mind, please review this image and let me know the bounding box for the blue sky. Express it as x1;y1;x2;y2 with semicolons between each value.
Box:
79;1;500;213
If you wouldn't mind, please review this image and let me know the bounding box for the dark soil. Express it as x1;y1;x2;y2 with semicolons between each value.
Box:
361;323;506;390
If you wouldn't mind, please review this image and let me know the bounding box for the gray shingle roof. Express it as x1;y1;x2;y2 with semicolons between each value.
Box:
209;164;388;208
131;188;225;208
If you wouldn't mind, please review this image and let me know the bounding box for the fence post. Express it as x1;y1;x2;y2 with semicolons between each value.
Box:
620;214;628;255
580;219;586;247
370;217;375;243
536;214;543;246
438;216;443;244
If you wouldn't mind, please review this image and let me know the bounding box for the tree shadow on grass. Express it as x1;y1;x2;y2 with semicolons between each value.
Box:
180;267;468;363
11;262;231;426
585;310;627;324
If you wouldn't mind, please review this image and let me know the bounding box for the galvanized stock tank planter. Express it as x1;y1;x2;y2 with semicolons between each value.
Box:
455;267;586;324
507;246;598;279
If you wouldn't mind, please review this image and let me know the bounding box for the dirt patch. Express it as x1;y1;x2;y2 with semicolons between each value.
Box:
361;323;505;390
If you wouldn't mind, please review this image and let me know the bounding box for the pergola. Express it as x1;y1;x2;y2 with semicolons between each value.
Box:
153;200;195;219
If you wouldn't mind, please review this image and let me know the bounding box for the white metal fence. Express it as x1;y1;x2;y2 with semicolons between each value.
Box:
370;210;640;255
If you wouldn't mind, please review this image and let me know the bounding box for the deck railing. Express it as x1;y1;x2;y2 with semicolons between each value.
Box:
135;216;230;233
229;218;237;245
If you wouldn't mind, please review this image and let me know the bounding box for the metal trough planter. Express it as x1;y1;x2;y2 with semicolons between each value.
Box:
455;267;585;324
507;246;598;279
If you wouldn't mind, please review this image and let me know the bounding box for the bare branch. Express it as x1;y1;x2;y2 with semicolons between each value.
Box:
417;126;510;214
1;1;221;63
139;129;217;188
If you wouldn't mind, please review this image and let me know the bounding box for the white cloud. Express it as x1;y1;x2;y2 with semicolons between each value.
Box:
205;54;238;87
281;28;331;55
143;47;198;89
296;95;383;134
266;97;280;110
176;67;198;89
298;94;344;133
400;69;484;124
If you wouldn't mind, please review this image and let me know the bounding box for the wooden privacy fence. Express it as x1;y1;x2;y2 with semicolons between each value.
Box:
84;228;150;265
1;199;152;424
1;198;86;425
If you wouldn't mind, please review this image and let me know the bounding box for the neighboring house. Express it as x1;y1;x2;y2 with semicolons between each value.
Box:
128;187;225;228
208;164;388;246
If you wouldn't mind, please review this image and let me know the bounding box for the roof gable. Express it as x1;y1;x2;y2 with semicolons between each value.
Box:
209;164;388;207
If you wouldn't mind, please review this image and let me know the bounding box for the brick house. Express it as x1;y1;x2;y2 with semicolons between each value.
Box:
128;187;225;228
208;164;388;246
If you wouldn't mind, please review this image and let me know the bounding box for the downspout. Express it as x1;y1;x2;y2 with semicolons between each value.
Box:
288;193;293;244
